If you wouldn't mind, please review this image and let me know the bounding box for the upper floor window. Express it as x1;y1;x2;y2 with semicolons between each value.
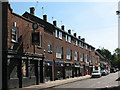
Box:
76;40;78;46
68;36;71;43
85;54;88;63
59;31;62;39
81;42;83;48
80;52;84;62
66;35;68;41
74;51;78;61
11;27;18;43
55;30;58;37
37;32;42;48
89;47;91;51
48;44;52;53
89;56;92;63
44;42;46;52
56;46;63;59
79;42;82;47
66;48;72;60
85;45;88;50
93;56;94;61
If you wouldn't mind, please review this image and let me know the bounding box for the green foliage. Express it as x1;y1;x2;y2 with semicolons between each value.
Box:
111;48;120;68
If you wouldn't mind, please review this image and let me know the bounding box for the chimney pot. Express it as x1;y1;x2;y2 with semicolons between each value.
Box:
53;21;57;26
30;7;35;15
43;15;47;22
61;25;65;30
81;38;85;42
68;30;71;34
78;36;81;39
74;33;77;37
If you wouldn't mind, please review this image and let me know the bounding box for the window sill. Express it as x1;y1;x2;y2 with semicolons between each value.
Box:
48;51;52;54
37;46;42;49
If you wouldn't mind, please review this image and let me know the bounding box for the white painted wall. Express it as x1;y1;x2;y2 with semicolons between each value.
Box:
118;1;120;48
0;1;2;90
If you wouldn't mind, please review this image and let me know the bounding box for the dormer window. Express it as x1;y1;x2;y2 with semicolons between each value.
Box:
11;27;18;43
55;30;58;37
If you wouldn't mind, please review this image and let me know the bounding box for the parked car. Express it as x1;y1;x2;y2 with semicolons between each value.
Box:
105;70;110;75
101;70;107;76
110;68;116;73
91;70;101;78
116;68;119;72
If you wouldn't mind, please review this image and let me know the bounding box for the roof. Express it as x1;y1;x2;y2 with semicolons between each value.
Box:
22;11;95;49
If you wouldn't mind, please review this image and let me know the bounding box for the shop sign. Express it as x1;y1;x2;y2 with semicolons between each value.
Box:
44;61;52;66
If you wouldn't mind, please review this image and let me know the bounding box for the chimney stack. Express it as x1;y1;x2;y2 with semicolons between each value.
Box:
53;21;57;26
81;38;85;42
61;25;65;30
78;36;81;39
74;33;77;37
43;15;47;22
30;7;35;15
68;30;71;34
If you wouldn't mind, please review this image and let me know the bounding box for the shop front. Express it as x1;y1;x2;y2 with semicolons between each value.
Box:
72;63;80;77
85;62;89;75
44;60;52;82
80;63;85;76
54;62;65;80
89;62;93;75
65;63;72;78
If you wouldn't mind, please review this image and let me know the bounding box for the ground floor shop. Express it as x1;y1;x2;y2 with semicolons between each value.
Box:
44;60;52;82
54;62;65;80
7;52;44;89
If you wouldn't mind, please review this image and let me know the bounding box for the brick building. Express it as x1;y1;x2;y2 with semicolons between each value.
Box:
2;2;100;89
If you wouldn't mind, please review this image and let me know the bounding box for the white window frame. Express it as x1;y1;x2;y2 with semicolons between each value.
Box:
48;44;52;53
55;30;58;37
66;48;72;60
56;46;63;59
66;35;68;41
11;27;18;43
59;31;62;39
68;36;71;43
74;51;78;61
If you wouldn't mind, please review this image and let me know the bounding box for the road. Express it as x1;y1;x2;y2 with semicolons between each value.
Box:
52;71;120;89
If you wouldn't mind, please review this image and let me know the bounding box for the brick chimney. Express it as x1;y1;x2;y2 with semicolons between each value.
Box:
68;30;71;34
74;33;77;37
61;25;65;30
78;36;81;39
53;20;57;26
30;7;35;15
81;38;85;42
43;15;47;22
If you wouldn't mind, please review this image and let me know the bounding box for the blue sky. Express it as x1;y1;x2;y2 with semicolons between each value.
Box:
9;1;118;53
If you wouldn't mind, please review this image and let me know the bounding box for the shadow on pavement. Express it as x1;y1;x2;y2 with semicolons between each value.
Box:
116;77;120;81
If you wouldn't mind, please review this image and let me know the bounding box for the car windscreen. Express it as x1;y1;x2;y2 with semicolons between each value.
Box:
93;71;99;73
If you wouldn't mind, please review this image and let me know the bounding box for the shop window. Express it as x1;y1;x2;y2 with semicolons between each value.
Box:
11;27;18;43
22;60;27;77
29;60;35;76
56;46;63;59
66;48;72;60
48;44;52;53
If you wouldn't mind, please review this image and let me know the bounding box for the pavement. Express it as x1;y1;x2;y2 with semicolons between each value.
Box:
11;75;91;90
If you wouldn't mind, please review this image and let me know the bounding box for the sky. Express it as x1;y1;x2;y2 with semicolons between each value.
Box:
9;1;118;54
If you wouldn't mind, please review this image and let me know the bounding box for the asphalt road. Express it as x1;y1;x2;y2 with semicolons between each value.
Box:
52;71;120;89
